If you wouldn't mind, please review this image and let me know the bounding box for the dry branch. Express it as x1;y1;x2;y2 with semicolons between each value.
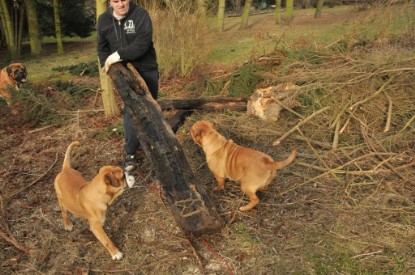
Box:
349;76;395;111
383;92;392;133
273;106;331;146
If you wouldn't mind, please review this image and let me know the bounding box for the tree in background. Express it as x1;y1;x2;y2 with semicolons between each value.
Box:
0;0;94;60
196;0;207;17
52;0;64;55
0;0;19;60
217;0;225;31
286;0;294;23
35;0;95;38
274;0;282;24
239;0;253;30
25;0;42;56
315;0;325;18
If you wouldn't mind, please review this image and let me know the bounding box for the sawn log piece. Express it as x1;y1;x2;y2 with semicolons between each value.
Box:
108;63;223;237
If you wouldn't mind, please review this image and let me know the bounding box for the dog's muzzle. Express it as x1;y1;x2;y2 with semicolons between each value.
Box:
14;69;27;83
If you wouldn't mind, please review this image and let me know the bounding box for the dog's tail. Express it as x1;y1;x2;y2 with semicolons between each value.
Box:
62;141;80;169
268;149;297;170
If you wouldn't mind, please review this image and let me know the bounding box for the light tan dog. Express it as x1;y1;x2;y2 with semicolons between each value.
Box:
54;141;126;260
190;120;297;211
0;63;27;114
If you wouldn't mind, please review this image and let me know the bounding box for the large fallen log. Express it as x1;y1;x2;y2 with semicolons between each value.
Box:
108;63;223;238
159;97;247;131
158;97;247;111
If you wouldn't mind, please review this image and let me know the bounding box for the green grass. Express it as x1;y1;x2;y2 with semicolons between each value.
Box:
209;5;414;67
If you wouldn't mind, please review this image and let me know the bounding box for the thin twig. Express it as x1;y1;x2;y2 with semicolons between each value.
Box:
280;152;397;195
332;119;341;150
296;128;341;183
6;152;59;203
0;229;32;254
349;76;395;111
383;92;392;133
273;106;330;146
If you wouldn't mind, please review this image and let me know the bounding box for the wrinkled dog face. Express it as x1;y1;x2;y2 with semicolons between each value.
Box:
7;63;27;84
190;121;214;147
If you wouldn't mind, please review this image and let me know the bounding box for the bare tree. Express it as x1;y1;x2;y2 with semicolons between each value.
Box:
274;0;282;24
315;0;325;18
52;0;64;55
26;0;42;56
196;0;207;17
0;0;18;59
239;0;253;30
286;0;294;23
217;0;225;31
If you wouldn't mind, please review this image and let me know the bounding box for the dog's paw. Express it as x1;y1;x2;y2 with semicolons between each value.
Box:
112;251;123;261
63;223;73;231
125;171;135;188
239;205;253;211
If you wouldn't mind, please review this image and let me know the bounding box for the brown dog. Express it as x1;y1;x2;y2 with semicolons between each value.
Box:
190;120;297;211
54;141;126;260
0;63;27;114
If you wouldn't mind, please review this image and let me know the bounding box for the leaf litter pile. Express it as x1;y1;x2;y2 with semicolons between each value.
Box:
1;37;415;274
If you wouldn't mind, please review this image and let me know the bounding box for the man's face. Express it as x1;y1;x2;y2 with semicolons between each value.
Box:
110;0;130;16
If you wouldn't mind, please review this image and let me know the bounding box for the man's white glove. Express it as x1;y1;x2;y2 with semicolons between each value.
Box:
124;171;135;188
104;51;122;73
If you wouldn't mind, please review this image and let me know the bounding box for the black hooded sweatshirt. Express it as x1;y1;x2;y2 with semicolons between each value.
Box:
97;2;158;72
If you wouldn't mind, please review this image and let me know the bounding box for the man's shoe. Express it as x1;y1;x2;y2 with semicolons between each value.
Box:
124;154;135;172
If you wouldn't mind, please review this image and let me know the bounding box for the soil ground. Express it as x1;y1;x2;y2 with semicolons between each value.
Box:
1;6;414;274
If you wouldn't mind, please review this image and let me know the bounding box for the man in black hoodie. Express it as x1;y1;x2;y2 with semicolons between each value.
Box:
97;0;159;172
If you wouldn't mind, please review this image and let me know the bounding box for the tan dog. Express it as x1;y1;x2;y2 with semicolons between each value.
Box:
0;63;27;114
190;120;297;211
54;141;126;260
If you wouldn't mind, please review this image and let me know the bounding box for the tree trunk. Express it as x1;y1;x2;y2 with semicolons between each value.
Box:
239;0;253;30
275;0;282;24
0;0;18;60
286;0;294;23
196;0;207;17
16;5;24;57
108;63;223;238
96;0;120;118
315;0;324;18
53;0;64;55
217;0;225;31
26;0;42;56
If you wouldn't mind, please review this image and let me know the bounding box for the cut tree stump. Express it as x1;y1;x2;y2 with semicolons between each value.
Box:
108;63;223;237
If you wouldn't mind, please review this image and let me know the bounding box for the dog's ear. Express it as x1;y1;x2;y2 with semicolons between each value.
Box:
6;66;12;76
112;167;124;180
104;170;122;187
190;124;204;145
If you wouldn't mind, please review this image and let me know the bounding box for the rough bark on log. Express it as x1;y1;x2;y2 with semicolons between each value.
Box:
108;63;223;237
158;97;247;111
165;110;194;133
